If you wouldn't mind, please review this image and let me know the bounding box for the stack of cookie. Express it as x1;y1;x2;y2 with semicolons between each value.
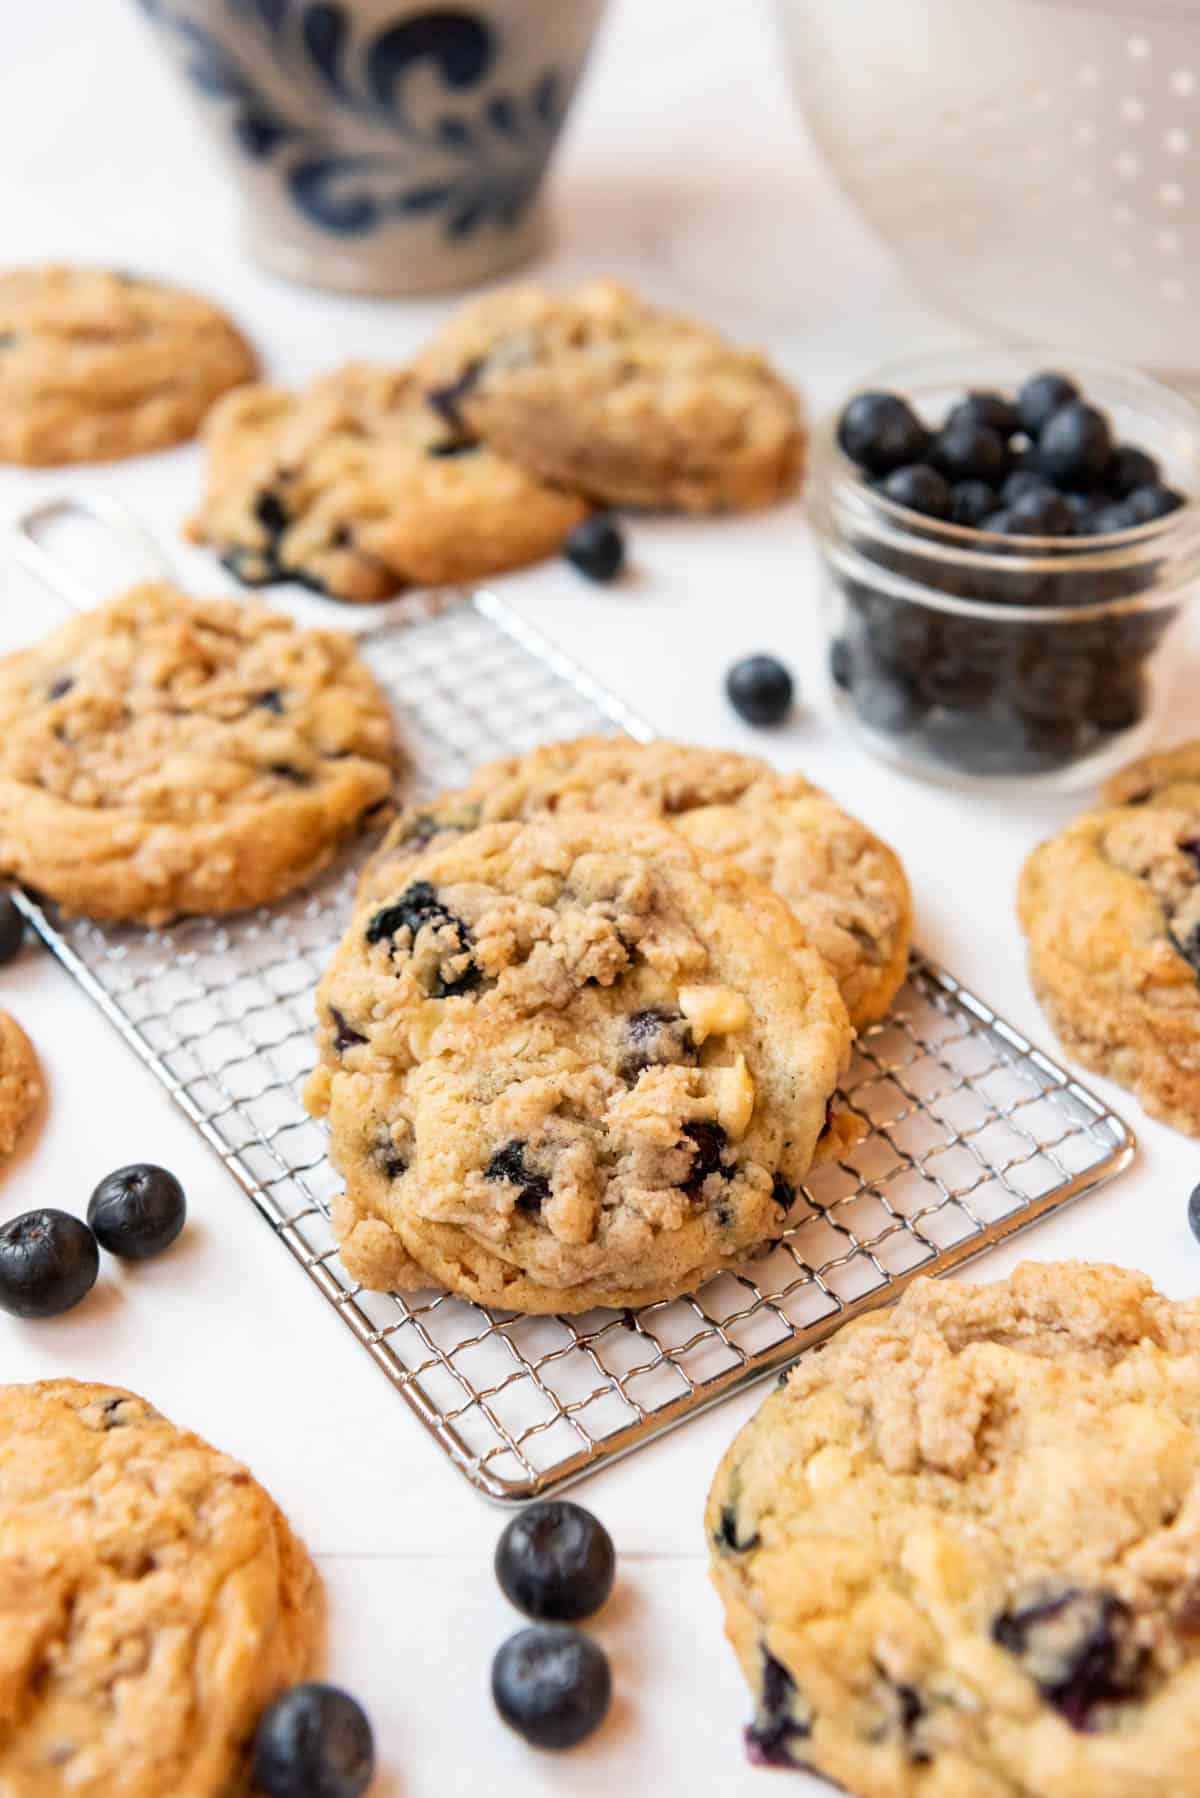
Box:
306;737;912;1312
187;280;805;601
1020;738;1200;1135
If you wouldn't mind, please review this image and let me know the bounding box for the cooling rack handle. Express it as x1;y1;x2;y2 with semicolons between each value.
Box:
8;493;178;613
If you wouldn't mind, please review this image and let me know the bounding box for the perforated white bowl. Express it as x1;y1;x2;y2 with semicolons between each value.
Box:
773;0;1200;371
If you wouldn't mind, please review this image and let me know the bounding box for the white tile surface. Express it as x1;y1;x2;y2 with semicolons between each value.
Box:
1;2;1198;1793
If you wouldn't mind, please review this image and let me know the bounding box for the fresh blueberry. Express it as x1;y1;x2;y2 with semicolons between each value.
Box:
492;1626;611;1750
982;508;1013;534
87;1164;187;1261
854;672;924;734
1189;1182;1200;1246
1124;482;1185;524
1003;469;1057;506
1017;370;1079;437
0;893;24;966
930;421;1010;485
946;390;1020;438
1037;401;1113;490
1081;501;1135;536
877;463;952;520
0;1210;99;1319
1108;444;1161;499
495;1501;615;1623
726;655;794;727
252;1683;375;1798
829;638;854;690
1003;488;1077;537
563;515;626;583
950;480;997;528
1088;666;1147;733
837;392;929;476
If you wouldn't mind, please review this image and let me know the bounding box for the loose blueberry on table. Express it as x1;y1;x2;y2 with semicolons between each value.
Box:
253;1683;375;1798
491;1625;612;1750
726;655;794;727
562;514;626;583
495;1500;616;1623
0;1209;99;1318
87;1163;187;1260
1189;1182;1200;1246
831;369;1189;776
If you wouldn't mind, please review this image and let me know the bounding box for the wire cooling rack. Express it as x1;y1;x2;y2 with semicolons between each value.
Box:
15;588;1135;1502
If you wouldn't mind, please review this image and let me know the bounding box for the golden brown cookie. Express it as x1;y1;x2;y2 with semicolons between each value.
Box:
1018;799;1200;1132
0;1010;41;1158
188;363;589;602
0;582;398;924
708;1262;1200;1797
0;266;255;464
0;1378;322;1797
416;279;805;512
307;814;852;1310
361;737;912;1030
1104;738;1200;810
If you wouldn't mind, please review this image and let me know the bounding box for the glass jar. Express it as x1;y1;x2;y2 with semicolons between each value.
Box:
808;350;1200;789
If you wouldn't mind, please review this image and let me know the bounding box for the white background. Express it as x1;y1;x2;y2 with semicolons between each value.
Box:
2;4;1199;1794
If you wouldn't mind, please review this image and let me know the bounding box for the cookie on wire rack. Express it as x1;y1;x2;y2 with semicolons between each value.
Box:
708;1261;1200;1794
307;813;852;1312
0;1378;322;1796
0;582;399;924
359;736;912;1032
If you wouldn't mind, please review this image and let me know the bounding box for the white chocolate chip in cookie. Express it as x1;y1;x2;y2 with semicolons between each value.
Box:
679;984;751;1043
711;1055;756;1138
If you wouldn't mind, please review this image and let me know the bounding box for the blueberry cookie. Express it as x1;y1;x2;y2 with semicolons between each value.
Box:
0;1010;41;1158
361;737;911;1030
306;814;851;1310
708;1262;1200;1797
0;582;398;924
1018;800;1200;1132
1104;738;1200;810
0;266;255;464
0;1378;322;1797
415;280;805;512
187;363;589;601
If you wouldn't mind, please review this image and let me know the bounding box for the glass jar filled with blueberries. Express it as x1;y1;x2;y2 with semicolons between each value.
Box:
808;351;1200;787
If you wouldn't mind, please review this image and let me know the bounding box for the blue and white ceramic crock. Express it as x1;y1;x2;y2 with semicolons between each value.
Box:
135;0;608;293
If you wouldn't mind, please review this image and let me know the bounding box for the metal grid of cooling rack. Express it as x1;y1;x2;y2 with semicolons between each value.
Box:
17;589;1135;1503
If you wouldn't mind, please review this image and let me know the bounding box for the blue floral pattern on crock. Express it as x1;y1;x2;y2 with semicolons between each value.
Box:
137;0;569;235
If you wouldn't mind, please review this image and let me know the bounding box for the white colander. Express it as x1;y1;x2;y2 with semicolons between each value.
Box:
773;0;1200;371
